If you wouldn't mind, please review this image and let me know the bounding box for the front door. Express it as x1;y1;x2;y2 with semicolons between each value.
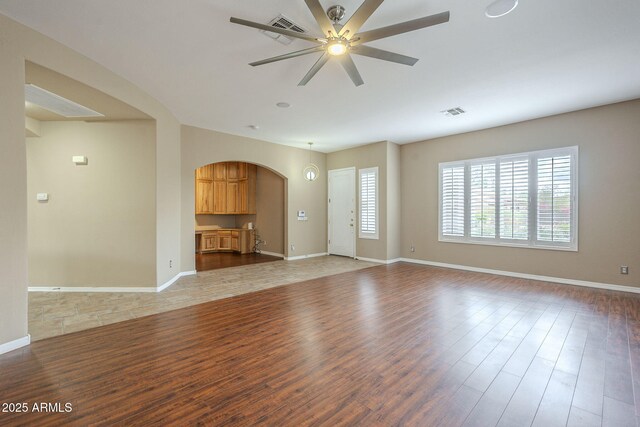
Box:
328;167;355;257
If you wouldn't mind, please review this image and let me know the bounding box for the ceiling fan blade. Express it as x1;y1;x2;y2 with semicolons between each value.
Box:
339;54;364;87
350;45;418;66
298;52;330;86
304;0;337;37
351;11;450;45
230;17;325;44
250;46;326;66
338;0;385;39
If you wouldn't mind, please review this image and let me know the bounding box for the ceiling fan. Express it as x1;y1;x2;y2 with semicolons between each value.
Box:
230;0;450;87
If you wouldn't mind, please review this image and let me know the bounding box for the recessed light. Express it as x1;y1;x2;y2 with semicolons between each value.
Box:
485;0;518;18
276;102;290;108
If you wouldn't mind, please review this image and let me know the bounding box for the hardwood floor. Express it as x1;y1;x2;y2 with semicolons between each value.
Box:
2;263;639;426
195;252;283;271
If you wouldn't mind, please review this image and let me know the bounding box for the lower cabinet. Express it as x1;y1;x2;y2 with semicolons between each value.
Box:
202;233;217;251
217;231;232;250
231;231;240;251
198;229;253;254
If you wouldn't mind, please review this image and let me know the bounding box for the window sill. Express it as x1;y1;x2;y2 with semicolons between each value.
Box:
359;234;379;240
438;237;577;252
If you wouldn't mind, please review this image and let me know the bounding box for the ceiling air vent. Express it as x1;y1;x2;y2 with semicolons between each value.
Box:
25;84;104;118
261;15;307;45
441;107;466;117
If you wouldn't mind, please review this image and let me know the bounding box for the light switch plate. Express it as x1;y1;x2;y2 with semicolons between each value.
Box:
36;193;48;201
72;155;88;165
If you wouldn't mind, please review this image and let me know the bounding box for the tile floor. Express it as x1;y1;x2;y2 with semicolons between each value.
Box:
28;256;376;341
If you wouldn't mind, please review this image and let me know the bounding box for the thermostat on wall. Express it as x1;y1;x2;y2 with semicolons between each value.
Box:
297;210;308;221
72;155;88;165
36;193;49;202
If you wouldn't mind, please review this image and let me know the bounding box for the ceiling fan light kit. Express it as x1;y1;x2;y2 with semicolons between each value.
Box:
230;0;450;86
485;0;518;18
327;40;347;56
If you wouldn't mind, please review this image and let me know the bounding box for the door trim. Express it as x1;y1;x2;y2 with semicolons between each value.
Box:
328;167;356;258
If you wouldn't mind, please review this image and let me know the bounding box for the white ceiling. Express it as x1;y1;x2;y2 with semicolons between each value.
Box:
2;0;639;152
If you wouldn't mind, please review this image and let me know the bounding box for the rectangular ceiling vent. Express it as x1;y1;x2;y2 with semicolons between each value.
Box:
25;84;104;118
261;14;307;45
441;107;466;117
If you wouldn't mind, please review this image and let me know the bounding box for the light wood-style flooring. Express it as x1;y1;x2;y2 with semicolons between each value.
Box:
4;263;640;426
27;256;376;341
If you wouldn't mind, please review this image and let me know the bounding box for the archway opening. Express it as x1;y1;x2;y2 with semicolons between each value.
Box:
193;161;286;271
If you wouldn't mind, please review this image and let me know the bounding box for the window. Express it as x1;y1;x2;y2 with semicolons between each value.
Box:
439;146;578;250
359;167;378;239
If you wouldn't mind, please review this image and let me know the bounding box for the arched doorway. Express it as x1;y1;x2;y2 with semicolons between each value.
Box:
193;161;286;271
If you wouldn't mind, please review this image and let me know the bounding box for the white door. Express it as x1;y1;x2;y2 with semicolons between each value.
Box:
328;167;355;257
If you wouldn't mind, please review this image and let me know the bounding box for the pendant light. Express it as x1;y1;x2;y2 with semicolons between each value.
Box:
303;142;319;181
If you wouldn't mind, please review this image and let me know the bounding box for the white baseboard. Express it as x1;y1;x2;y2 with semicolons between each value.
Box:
28;286;157;293
285;252;328;261
28;271;197;293
0;335;30;355
157;270;196;292
356;257;402;265
399;258;640;294
260;251;285;258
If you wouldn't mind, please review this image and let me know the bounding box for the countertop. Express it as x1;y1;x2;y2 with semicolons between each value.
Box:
195;227;254;234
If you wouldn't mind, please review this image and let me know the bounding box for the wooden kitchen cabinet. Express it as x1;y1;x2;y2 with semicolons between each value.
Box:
196;162;256;215
197;229;254;254
213;181;227;214
231;230;240;251
195;179;214;214
226;162;239;180
213;163;226;180
196;164;214;180
217;231;232;250
237;162;247;179
226;181;239;214
201;233;217;251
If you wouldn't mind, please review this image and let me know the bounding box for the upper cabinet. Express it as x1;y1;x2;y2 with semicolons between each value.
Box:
195;162;256;215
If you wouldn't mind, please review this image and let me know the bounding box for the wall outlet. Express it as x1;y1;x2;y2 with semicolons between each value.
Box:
621;265;629;275
169;260;173;269
410;246;415;252
290;244;295;251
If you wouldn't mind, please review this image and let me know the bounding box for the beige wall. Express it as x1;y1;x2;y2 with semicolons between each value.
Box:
0;14;182;346
255;167;285;255
401;99;640;287
387;142;402;260
327;141;390;260
0;35;29;345
27;121;156;287
181;125;326;270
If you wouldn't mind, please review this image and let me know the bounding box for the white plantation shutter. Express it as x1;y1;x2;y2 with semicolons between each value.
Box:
438;146;577;250
359;167;378;239
441;165;465;237
499;158;529;240
470;162;496;238
537;155;572;243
